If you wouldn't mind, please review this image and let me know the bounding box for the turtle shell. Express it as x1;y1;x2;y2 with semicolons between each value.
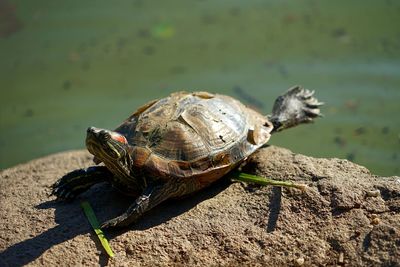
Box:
115;91;273;187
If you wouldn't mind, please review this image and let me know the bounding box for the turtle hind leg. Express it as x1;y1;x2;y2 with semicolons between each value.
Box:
268;85;324;133
52;166;112;200
101;179;189;229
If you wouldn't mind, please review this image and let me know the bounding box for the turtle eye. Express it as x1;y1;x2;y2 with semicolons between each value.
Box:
110;132;128;144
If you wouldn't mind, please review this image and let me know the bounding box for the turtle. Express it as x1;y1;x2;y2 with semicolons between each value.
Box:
52;85;323;229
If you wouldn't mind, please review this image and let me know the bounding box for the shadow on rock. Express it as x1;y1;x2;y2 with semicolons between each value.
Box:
267;186;282;233
0;199;89;267
0;178;231;266
107;177;232;236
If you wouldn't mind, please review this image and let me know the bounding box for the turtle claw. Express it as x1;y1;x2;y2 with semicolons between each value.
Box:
60;190;74;200
297;87;323;119
52;166;111;202
51;186;59;195
302;107;321;118
51;186;77;201
270;85;323;132
305;98;324;109
101;216;127;229
52;178;77;200
300;89;315;99
100;220;116;229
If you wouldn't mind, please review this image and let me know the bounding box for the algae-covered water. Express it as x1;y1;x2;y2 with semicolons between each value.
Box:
1;0;399;176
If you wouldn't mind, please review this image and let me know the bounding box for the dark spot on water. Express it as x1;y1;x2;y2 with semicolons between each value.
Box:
331;27;347;38
385;0;394;6
143;45;155;55
103;44;111;54
137;29;150;38
282;14;299;25
201;14;218;25
308;49;320;59
354;127;366;136
62;80;71;90
346;152;355;162
117;37;128;51
0;0;23;38
232;86;264;110
303;14;313;25
382;126;390;134
12;59;20;69
361;139;367;145
81;61;91;71
89;38;97;47
344;100;359;111
42;40;52;49
278;65;289;78
334;127;343;134
78;42;87;52
229;7;241;16
380;37;395;54
217;41;229;50
133;0;143;7
170;66;186;75
198;42;208;52
219;135;226;143
264;60;277;68
333;136;346;147
392;153;397;160
34;59;47;71
24;108;34;117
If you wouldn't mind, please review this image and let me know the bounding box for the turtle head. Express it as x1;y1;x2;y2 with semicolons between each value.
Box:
86;127;132;175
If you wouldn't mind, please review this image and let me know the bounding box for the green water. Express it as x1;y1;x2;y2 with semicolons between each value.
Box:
1;0;399;176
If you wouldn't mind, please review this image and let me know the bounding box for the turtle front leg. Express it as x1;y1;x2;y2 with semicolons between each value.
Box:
52;166;112;200
101;179;187;229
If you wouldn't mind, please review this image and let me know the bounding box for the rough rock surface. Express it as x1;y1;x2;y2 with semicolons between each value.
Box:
0;146;399;267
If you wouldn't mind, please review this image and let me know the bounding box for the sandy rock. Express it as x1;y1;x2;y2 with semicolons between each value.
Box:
0;146;399;266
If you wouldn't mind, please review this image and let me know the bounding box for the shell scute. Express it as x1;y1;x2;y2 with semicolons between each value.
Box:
151;121;210;161
190;156;213;172
132;99;159;117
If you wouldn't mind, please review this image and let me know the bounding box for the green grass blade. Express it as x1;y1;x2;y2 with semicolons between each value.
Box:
81;201;115;258
231;171;306;190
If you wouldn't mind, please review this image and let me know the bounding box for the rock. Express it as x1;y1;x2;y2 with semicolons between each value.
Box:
0;146;399;266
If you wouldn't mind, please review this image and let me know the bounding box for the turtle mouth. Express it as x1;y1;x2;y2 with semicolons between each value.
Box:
86;127;126;163
86;127;132;177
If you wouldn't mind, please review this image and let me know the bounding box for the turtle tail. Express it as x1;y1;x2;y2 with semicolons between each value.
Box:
268;85;323;133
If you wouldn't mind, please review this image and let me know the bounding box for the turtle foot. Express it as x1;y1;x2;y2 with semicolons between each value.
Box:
52;166;111;201
269;85;324;132
52;169;90;201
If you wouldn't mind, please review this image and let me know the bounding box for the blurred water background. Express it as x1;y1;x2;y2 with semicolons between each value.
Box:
0;0;399;176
